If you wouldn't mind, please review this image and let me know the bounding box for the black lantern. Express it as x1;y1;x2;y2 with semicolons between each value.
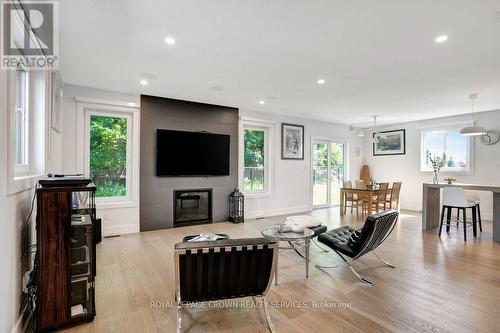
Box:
228;188;244;223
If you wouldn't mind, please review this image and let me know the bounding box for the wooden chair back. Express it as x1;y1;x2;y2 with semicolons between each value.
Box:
376;183;389;207
390;182;402;208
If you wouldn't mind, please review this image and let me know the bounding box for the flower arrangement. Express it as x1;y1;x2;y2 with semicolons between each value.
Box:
426;152;447;184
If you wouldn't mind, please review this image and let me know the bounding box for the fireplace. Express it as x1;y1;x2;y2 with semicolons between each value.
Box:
173;189;213;227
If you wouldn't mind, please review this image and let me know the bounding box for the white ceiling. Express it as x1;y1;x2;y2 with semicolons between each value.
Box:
59;0;500;126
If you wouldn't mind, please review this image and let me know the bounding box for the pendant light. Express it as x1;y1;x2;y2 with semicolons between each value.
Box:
372;116;379;143
460;93;487;136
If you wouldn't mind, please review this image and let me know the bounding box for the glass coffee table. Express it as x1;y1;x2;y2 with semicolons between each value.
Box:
261;226;315;285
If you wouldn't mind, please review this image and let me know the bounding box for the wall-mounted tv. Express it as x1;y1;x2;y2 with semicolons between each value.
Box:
156;129;230;176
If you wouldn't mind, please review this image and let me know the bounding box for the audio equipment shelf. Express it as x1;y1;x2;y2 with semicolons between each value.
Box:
35;184;97;332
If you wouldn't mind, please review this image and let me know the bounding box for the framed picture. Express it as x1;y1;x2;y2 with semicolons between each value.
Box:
281;123;304;160
51;72;63;132
373;129;406;156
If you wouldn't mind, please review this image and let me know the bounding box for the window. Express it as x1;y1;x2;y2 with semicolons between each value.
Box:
244;128;265;191
88;114;130;198
421;129;472;173
240;119;274;196
15;68;29;175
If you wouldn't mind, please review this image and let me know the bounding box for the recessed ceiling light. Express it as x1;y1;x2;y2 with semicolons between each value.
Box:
140;79;148;86
164;36;176;45
259;100;265;105
127;102;136;107
317;79;326;85
435;35;448;43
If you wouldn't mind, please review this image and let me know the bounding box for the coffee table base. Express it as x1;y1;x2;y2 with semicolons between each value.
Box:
274;238;310;285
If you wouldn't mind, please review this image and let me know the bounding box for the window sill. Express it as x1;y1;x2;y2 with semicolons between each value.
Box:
243;192;273;199
8;174;42;196
96;199;137;210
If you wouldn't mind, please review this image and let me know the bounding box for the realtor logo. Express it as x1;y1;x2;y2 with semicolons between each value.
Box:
1;1;59;69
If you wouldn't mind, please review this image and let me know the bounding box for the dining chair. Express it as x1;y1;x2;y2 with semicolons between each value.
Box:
342;180;359;215
355;180;365;189
439;187;478;242
386;182;402;210
372;182;389;212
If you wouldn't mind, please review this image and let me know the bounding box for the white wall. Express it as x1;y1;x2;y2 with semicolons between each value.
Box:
62;84;140;235
363;110;500;219
239;109;364;218
1;69;63;333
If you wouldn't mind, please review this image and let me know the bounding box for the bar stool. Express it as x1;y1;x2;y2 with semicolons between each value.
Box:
466;193;482;232
439;187;478;241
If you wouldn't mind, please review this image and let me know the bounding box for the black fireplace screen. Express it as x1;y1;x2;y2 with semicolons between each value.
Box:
173;189;213;227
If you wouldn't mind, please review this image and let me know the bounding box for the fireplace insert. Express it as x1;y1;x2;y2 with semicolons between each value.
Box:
173;189;213;227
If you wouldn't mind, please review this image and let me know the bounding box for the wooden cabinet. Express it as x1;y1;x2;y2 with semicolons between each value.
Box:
35;185;96;331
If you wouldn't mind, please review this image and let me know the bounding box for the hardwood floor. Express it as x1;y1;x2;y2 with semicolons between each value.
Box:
62;208;500;333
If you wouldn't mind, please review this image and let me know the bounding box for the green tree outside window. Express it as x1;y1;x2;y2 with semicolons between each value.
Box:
89;115;128;197
243;129;264;191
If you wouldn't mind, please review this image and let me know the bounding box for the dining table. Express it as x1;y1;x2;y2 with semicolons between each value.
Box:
340;187;380;216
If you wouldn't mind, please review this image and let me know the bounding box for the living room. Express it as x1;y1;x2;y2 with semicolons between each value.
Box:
1;1;500;333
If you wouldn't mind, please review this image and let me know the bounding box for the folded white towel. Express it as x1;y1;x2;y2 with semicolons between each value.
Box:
285;215;321;228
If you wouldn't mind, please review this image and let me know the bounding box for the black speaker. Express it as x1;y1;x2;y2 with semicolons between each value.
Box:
95;218;102;244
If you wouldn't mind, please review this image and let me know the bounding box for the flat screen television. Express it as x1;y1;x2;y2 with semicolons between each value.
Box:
156;129;230;176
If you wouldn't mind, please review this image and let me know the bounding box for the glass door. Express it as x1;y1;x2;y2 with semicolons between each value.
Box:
312;140;346;208
312;141;329;207
330;143;345;206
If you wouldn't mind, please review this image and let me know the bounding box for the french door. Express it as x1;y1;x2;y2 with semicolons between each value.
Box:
312;140;346;208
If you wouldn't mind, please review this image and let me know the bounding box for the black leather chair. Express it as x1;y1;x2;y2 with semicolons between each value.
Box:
316;210;399;286
174;238;278;332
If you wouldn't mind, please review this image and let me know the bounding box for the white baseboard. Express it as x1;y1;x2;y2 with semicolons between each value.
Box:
11;317;22;333
103;224;139;237
482;213;493;221
246;205;312;220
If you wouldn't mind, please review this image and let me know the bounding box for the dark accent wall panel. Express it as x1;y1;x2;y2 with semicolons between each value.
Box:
140;95;239;231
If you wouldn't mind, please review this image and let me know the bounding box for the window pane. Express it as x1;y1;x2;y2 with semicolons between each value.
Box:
243;129;264;191
16;70;26;109
89;115;128;197
15;109;24;165
423;131;444;170
15;69;27;167
330;143;345;205
445;132;468;170
422;130;469;172
312;143;328;206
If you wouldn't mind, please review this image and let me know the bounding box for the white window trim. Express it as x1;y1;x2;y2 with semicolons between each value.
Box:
5;8;52;195
76;97;140;209
6;70;49;195
420;128;475;175
239;117;275;198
